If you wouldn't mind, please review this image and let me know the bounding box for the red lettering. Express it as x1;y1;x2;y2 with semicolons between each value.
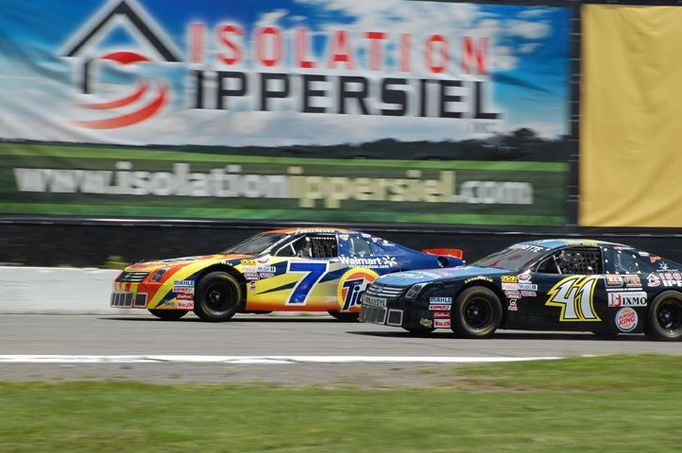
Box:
189;22;204;65
256;26;283;67
364;31;386;71
400;33;411;72
216;24;243;66
328;30;354;69
295;28;316;69
425;34;449;74
461;36;488;75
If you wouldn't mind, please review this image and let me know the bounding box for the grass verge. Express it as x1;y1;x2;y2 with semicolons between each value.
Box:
1;354;680;452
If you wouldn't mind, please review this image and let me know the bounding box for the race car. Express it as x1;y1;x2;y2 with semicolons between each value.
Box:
360;239;682;341
111;227;463;321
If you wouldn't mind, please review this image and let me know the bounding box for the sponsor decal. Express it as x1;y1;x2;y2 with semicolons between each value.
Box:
257;256;270;264
545;276;601;322
504;291;522;299
428;304;452;311
649;272;682;287
615;307;638;332
432;311;450;319
434;319;451;328
176;292;193;301
608;292;647;308
173;280;194;294
241;265;277;274
605;275;624;287
339;255;397;269
419;318;433;328
429;296;453;304
241;259;257;266
517;272;532;282
624;275;641;287
659;261;669;271
244;272;260;280
249;281;257;292
520;291;536;297
363;296;387;308
501;276;518;283
465;276;493;284
337;268;379;311
508;300;518;311
647;273;661;287
173;279;194;287
258;272;275;279
518;283;538;291
501;282;518;291
177;301;193;309
509;244;547;253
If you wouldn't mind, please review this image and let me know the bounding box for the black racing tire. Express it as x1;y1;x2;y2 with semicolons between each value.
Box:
328;311;360;322
644;291;682;341
403;326;435;336
451;286;503;339
149;309;188;321
193;272;243;322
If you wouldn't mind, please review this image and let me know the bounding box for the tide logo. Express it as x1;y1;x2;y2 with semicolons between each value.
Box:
337;268;379;312
61;0;181;129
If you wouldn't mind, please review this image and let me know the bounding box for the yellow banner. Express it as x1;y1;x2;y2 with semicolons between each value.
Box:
581;5;682;227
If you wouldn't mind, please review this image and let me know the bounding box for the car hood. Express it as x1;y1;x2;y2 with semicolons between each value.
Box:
376;266;509;287
125;254;251;273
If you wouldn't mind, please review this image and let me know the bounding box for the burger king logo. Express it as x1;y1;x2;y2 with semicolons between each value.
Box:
615;307;638;333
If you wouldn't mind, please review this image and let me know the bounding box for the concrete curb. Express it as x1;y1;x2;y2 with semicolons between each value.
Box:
0;266;330;316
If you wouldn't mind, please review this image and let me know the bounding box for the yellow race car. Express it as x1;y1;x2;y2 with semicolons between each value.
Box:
111;227;463;321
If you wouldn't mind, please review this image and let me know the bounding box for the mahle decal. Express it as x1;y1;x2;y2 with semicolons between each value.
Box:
545;276;601;322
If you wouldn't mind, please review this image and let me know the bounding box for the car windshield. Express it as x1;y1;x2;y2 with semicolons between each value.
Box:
471;243;550;272
221;233;287;255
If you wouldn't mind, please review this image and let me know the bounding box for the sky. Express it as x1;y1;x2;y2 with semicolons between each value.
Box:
0;0;571;146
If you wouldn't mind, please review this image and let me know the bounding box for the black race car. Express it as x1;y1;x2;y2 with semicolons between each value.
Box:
359;239;682;341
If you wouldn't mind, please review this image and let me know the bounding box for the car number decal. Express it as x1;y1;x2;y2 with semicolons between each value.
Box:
545;276;601;322
286;261;329;305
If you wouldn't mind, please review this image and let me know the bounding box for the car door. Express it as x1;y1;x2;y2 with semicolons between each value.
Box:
522;246;608;330
245;233;340;311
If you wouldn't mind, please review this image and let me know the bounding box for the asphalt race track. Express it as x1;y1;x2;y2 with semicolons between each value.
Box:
1;313;681;384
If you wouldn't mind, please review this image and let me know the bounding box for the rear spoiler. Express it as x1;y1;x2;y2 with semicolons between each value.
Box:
422;248;464;260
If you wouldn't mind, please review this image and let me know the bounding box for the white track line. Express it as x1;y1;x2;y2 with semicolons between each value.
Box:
0;355;563;364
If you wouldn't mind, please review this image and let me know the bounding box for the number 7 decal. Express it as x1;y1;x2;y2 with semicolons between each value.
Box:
287;262;329;305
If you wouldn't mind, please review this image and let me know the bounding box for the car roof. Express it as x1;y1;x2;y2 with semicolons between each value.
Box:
521;238;631;249
266;227;355;235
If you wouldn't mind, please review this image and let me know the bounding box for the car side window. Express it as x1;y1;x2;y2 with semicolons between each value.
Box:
535;247;603;275
349;236;374;257
275;234;338;259
535;254;561;274
614;249;640;274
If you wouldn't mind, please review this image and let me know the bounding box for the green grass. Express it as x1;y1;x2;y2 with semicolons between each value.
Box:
1;355;681;452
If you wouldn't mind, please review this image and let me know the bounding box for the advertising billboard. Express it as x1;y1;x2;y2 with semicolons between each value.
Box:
0;0;571;225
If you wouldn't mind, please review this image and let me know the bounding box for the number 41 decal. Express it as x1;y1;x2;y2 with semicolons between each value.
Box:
545;276;601;322
286;262;329;305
